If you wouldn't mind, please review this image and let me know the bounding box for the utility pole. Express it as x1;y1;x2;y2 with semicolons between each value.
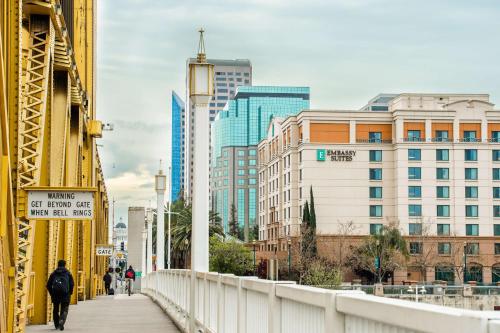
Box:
167;166;172;269
155;162;167;270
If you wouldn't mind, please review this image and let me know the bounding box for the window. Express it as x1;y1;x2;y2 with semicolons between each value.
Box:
494;168;500;180
407;130;421;141
437;186;450;198
410;242;423;254
495;243;500;255
435;130;449;142
495;225;500;236
238;169;245;176
369;132;382;142
370;224;382;235
466;205;479;217
238;160;245;167
495;188;500;199
408;167;421;180
437;224;450;236
249;159;257;166
465;186;478;198
237;179;245;185
249;149;257;156
249;179;257;185
466;224;479;236
369;150;382;162
409;204;422;217
409;223;422;235
436;149;449;161
465;149;478;161
370;205;383;217
494;206;500;218
465;168;478;180
436;168;449;180
223;179;228;186
437;205;450;217
465;243;479;255
370;187;383;199
369;168;382;180
408;186;422;198
249;169;257;175
494;150;500;161
463;131;477;142
438;243;451;255
238;150;245;156
492;131;500;142
223;160;228;167
408;149;421;161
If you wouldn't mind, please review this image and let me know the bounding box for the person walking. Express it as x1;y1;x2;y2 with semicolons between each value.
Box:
124;266;135;296
46;260;74;331
103;271;112;295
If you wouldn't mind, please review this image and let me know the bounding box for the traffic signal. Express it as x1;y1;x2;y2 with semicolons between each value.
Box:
120;241;124;251
115;267;121;274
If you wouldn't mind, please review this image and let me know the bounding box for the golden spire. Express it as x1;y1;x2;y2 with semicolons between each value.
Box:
197;28;206;63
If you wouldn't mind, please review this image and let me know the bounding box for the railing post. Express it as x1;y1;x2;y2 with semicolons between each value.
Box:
268;283;281;333
217;274;224;333
325;291;347;333
204;272;209;330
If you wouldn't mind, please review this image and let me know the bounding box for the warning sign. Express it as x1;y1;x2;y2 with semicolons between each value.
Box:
26;188;95;220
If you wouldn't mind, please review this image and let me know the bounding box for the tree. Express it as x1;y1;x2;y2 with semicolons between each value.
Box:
348;222;408;283
248;222;259;241
309;186;316;228
302;258;343;287
228;204;239;238
336;221;357;271
209;236;253;275
407;218;439;282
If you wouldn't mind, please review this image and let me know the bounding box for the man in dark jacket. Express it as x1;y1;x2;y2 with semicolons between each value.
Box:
47;260;74;331
124;266;135;296
103;271;112;295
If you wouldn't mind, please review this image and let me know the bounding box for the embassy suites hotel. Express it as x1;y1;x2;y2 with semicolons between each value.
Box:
258;93;500;285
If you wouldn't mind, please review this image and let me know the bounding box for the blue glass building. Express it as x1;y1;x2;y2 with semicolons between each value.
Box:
171;91;185;201
211;86;310;240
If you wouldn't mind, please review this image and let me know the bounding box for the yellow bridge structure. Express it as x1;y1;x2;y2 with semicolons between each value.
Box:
0;1;109;332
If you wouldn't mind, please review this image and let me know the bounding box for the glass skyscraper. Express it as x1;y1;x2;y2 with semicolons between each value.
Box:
171;91;185;201
211;86;310;240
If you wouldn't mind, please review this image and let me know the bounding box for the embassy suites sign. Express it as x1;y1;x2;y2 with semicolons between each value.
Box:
317;149;356;162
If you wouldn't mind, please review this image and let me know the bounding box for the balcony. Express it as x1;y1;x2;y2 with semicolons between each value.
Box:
356;139;393;144
489;138;500;143
431;137;451;142
459;138;482;143
403;137;425;142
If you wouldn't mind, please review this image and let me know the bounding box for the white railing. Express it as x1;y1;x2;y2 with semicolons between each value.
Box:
142;270;500;333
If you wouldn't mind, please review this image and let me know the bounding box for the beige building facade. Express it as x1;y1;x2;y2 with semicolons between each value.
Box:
258;94;500;284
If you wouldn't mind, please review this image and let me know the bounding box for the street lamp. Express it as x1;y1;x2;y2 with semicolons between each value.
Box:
287;238;292;281
252;240;257;275
463;242;468;284
155;163;167;270
184;238;189;269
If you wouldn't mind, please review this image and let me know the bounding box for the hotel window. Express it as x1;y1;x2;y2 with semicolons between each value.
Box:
224;169;228;176
408;204;422;217
238;169;245;176
466;205;478;218
369;132;382;142
369;187;383;199
465;243;479;255
370;224;383;235
438;243;451;255
437;205;450;217
492;131;500;142
238;179;245;186
369;150;382;162
494;225;500;236
494;168;500;180
409;223;422;235
408;167;421;180
249;159;257;166
409;242;423;255
495;187;500;199
223;160;228;166
437;224;450;236
238;150;245;156
223;179;228;186
463;131;477;142
408;149;421;161
465;149;478;161
437;186;449;198
465;186;478;198
238;160;245;167
435;130;449;142
496;243;500;255
369;205;383;217
249;149;257;156
493;150;500;161
408;186;421;198
369;168;382;180
436;168;449;180
494;206;500;218
466;224;479;236
465;168;478;180
436;149;449;161
249;169;257;175
249;179;257;185
407;130;421;141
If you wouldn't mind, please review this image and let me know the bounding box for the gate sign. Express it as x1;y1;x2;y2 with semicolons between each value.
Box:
96;245;113;256
26;188;95;220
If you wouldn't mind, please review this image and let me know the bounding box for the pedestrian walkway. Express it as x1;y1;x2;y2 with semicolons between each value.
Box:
27;294;180;333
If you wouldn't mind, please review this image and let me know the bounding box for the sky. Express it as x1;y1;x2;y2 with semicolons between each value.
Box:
96;0;500;225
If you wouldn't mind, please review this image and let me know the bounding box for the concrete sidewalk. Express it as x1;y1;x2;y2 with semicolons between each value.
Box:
27;294;180;333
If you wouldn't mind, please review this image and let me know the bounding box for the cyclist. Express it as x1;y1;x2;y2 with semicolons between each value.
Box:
124;266;135;296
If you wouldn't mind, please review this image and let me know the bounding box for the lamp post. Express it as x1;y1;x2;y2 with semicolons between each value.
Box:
188;28;214;333
288;238;292;280
184;238;189;269
464;242;468;284
167;166;172;269
252;240;257;275
146;208;153;273
155;164;167;270
141;229;147;277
